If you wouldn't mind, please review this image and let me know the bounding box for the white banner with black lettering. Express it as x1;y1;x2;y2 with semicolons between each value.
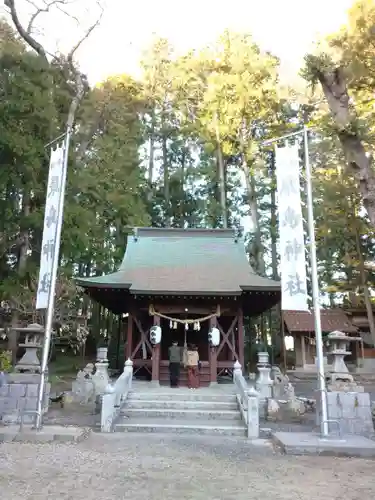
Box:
275;143;308;311
36;146;65;309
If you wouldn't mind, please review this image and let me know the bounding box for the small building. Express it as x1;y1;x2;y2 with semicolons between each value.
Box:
283;309;358;370
344;307;375;371
76;227;281;385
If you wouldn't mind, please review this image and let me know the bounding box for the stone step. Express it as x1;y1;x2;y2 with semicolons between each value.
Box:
121;408;241;420
124;399;238;411
115;417;246;436
128;392;236;402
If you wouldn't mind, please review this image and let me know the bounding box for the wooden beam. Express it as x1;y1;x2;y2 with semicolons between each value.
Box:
126;314;133;359
216;316;239;359
151;315;161;383
131;315;152;359
237;307;245;369
209;316;217;384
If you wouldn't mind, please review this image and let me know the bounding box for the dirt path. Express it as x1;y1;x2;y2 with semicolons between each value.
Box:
0;432;373;500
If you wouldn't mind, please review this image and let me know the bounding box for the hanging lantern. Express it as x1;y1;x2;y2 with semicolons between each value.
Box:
169;320;172;329
197;322;201;331
173;322;178;329
185;323;188;331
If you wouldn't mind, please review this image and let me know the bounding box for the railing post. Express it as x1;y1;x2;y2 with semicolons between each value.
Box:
247;387;260;439
124;358;133;392
233;360;242;384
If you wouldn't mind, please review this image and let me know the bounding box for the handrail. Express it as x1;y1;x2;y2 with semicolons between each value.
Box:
233;361;259;438
101;359;133;432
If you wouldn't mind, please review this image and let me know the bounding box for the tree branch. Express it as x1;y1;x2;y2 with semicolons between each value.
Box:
4;0;47;61
26;0;69;35
65;3;104;128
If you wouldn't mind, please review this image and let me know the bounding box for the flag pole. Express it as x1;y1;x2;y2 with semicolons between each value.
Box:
35;126;72;430
303;126;328;437
262;125;329;437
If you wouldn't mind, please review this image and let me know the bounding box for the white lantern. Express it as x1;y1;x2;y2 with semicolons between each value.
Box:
150;325;162;345
208;327;220;347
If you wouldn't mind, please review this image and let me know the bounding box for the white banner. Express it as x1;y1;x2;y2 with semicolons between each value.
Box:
275;144;308;311
36;146;65;309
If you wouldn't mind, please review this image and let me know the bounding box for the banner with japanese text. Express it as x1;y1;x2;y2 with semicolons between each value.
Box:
36;146;65;309
275;144;308;311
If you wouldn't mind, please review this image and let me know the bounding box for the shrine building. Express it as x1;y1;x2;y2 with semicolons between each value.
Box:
76;227;281;386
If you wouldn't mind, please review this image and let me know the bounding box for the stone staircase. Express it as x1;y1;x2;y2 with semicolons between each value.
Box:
115;388;247;436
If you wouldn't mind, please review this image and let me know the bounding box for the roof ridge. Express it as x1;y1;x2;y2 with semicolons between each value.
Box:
133;227;239;239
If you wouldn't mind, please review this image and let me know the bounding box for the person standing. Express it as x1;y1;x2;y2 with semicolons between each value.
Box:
186;344;200;389
168;341;182;387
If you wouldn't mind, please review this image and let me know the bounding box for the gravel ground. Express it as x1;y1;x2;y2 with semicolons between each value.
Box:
0;433;374;500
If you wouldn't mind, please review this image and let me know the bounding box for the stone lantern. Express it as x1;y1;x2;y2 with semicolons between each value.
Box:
14;323;44;373
255;351;273;398
326;330;354;385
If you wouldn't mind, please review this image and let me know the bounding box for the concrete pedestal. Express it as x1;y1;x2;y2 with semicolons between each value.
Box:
316;391;374;436
0;381;50;424
272;431;375;457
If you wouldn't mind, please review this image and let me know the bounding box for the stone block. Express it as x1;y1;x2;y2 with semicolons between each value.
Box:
25;384;39;398
0;384;9;397
317;391;374;437
16;398;26;412
9;383;26;398
2;397;18;412
355;392;371;407
7;373;41;384
24;397;38;412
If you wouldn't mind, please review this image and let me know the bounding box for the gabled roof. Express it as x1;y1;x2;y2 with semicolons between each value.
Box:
283;309;357;334
76;227;281;296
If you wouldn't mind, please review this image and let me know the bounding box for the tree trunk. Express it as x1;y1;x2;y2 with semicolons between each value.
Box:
162;135;170;226
147;123;155;202
180;149;186;228
215;117;227;228
354;225;375;347
18;192;30;274
314;66;375;226
242;159;265;275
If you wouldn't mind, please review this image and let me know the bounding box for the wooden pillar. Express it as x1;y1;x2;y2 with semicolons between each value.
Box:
126;314;133;360
237;307;245;370
151;315;160;385
280;308;287;372
209;316;217;385
301;335;306;368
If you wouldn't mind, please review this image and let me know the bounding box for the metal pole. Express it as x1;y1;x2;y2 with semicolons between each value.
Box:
303;126;329;437
35;126;72;429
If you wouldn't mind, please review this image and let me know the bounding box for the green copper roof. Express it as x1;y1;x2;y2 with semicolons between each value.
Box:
76;227;281;295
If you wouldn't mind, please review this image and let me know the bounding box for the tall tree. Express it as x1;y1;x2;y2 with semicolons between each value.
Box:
304;0;375;227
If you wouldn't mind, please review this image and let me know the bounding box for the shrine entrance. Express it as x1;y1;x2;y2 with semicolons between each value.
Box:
160;316;210;362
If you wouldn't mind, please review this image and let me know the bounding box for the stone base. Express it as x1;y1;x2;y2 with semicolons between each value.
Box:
0;382;50;424
272;431;375;457
150;380;160;387
7;373;44;384
316;391;374;436
327;382;364;392
0;425;90;443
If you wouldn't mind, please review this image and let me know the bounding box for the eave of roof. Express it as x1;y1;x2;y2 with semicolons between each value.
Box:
76;227;281;295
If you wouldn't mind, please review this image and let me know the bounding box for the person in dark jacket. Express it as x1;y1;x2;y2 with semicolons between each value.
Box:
168;341;182;387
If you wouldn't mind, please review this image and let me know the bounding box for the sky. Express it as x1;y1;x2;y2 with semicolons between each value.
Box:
3;0;356;84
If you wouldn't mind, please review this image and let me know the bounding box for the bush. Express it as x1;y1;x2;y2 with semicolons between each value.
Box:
0;350;12;372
